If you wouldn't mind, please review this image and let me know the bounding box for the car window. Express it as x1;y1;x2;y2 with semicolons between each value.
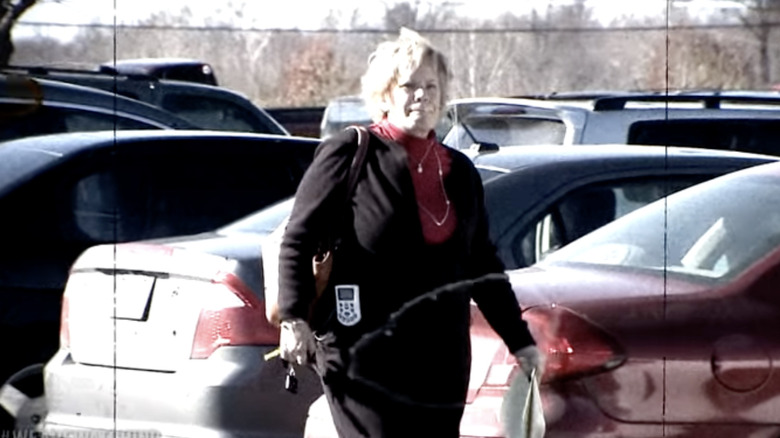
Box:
324;98;370;123
321;97;372;138
69;139;306;242
0;157;92;291
161;93;278;133
628;119;780;155
545;172;780;282
63;109;157;132
0;103;157;141
509;176;709;269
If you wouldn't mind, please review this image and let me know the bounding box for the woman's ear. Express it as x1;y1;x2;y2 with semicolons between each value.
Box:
379;94;393;114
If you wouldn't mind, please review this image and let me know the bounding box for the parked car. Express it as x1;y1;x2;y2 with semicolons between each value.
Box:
460;160;780;437
0;74;196;141
42;198;322;438
319;95;372;138
266;106;325;138
0;130;318;432
474;144;780;269
1;65;288;135
40;144;777;438
443;91;780;156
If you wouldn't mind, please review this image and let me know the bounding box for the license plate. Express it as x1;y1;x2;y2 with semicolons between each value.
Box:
112;274;155;320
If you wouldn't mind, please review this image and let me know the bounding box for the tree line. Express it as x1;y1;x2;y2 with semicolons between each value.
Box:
8;0;780;108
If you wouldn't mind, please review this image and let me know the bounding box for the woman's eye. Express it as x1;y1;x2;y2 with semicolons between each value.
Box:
399;82;436;92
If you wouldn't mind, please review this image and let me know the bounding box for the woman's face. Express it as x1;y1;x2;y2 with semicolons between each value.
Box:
385;59;442;138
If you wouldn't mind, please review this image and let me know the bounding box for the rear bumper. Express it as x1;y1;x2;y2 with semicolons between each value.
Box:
42;347;322;438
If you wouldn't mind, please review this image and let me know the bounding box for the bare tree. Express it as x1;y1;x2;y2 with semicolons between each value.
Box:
731;0;780;86
381;1;459;31
278;35;338;106
643;25;756;90
8;2;773;106
0;0;57;64
12;19;114;67
490;1;608;95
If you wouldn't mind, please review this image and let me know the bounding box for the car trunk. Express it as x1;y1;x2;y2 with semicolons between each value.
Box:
65;243;231;372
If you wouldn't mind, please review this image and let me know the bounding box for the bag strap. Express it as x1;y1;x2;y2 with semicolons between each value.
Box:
327;125;370;250
345;125;370;200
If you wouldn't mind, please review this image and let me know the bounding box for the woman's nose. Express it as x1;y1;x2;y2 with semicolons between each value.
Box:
414;87;427;101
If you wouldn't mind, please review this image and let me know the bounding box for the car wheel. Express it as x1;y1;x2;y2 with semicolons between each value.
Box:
0;363;46;432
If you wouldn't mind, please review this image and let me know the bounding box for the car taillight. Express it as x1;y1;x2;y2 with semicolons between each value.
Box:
524;304;626;383
60;290;71;350
461;305;625;437
191;271;280;359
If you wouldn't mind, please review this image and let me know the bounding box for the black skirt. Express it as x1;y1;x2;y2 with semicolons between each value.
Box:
312;279;476;438
320;374;464;438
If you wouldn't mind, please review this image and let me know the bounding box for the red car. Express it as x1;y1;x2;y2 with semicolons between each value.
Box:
465;161;780;437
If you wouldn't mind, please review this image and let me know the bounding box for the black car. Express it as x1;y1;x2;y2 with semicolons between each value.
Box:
36;143;776;437
473;144;779;269
0;130;318;431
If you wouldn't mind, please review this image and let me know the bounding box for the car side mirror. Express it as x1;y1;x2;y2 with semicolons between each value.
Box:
469;142;500;154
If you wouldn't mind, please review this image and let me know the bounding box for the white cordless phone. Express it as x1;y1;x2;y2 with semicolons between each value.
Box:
335;285;361;326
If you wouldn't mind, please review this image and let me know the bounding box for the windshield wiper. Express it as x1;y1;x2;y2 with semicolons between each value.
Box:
459;121;498;153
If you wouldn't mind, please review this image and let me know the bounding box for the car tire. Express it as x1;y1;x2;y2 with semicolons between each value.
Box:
0;363;46;432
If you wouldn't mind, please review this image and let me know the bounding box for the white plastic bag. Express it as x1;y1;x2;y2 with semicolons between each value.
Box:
501;368;546;438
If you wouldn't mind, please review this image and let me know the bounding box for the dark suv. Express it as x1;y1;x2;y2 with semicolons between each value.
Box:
2;65;288;135
0;74;196;141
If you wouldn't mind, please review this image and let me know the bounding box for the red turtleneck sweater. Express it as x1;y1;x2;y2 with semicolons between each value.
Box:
370;119;457;244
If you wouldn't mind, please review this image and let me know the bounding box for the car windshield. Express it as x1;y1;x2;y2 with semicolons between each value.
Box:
442;103;567;149
217;196;294;235
325;97;371;123
542;165;780;282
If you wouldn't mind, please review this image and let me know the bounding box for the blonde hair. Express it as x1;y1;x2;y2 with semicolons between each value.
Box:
361;28;450;122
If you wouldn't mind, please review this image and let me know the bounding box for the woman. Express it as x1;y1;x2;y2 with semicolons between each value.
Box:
277;28;542;437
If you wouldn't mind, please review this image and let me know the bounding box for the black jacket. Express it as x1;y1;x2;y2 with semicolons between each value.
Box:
278;127;534;404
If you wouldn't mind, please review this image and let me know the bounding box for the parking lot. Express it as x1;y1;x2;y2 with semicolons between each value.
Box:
4;1;780;437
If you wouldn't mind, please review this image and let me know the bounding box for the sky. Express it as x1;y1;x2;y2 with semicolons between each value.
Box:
14;0;745;42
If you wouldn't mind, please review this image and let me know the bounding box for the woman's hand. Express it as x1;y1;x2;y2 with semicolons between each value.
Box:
513;345;546;380
279;318;316;365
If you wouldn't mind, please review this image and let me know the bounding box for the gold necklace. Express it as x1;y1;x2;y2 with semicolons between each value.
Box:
415;142;435;174
417;148;451;227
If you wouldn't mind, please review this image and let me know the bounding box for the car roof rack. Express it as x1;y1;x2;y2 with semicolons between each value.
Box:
509;90;652;101
1;64;159;82
101;58;218;85
510;89;780;110
591;92;780;110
